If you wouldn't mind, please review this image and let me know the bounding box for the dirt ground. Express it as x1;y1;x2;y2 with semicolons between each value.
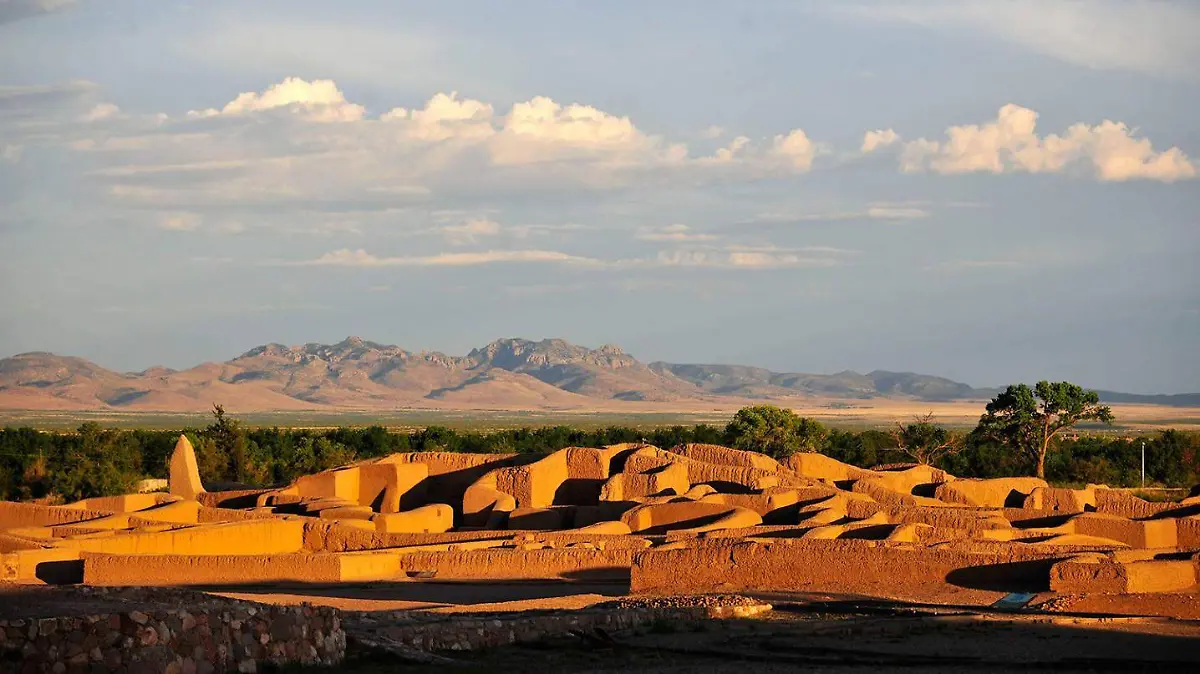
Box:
316;600;1200;673
212;581;1200;672
7;582;1200;672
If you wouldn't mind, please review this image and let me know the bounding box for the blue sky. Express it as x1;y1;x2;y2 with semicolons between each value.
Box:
1;0;1197;393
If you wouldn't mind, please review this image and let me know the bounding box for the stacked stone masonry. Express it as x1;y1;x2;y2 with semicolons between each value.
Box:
0;602;343;674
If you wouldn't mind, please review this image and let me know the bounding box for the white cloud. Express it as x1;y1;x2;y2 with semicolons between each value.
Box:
635;224;718;242
861;128;900;153
756;203;931;222
299;248;601;267
700;125;725;139
899;104;1196;182
441;217;502;245
79;103;120;122
381;91;495;141
35;77;831;213
769;129;818;171
156;212;201;231
1;144;21;163
864;205;928;219
291;242;845;271
654;249;837;269
188;77;366;122
836;0;1200;76
489;96;680;166
707;135;751;163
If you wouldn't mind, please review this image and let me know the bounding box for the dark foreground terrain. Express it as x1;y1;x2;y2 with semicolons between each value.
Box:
327;599;1200;673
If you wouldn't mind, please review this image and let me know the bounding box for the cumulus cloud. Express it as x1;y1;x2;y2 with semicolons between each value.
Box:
188;77;366;122
899;104;1195;182
769;129;818;171
441;218;502;245
490;96;683;166
861;128;900;153
381;91;495;141
298;248;600;267
635;224;718;242
29;76;830;214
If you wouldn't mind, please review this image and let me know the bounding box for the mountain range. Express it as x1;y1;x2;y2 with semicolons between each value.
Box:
0;337;1195;413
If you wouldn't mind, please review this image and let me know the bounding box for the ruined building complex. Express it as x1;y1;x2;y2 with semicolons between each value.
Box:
4;437;1200;596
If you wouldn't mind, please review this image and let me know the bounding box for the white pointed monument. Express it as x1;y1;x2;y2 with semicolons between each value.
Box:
169;434;205;500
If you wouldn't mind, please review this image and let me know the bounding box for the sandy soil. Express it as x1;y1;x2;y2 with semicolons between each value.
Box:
209;581;626;614
4;397;1195;430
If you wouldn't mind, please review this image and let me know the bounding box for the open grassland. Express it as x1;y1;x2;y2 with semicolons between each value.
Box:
2;398;1196;431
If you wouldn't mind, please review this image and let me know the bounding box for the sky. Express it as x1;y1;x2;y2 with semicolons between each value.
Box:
0;0;1197;394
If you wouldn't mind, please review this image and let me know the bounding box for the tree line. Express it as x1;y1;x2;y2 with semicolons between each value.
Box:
1;382;1196;502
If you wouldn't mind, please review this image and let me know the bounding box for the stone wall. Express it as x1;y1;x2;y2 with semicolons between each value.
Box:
0;603;343;673
352;603;770;653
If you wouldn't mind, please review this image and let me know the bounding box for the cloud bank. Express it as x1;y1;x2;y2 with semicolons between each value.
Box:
874;104;1195;182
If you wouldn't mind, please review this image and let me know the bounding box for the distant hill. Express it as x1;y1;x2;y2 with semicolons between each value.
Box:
0;336;1193;412
1094;391;1200;407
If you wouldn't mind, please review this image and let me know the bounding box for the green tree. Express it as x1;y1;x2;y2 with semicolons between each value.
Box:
889;413;962;465
725;405;828;459
975;381;1114;479
201;405;271;485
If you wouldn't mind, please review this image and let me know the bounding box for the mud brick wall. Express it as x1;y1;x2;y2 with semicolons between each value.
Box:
0;604;344;673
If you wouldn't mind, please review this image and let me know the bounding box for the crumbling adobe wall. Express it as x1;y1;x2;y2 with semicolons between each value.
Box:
263;463;429;514
380;452;523;510
57;519;306;556
197;489;271;509
702;488;806;523
0;502;113;529
1049;554;1197;593
460;474;517;528
1177;516;1200;547
621;501;762;534
462;450;573;524
62;493;176;513
81;551;402;586
869;465;953;494
934;478;1047;508
1069;513;1178;548
782;453;874;482
600;463;689;501
357;462;429;513
624;449;783;492
669;444;781;471
630;539;1060;595
496;450;570;509
0;601;343;673
372;504;454;534
396;547;636;580
300;520;514;553
1092;489;1175;519
1023;486;1097;512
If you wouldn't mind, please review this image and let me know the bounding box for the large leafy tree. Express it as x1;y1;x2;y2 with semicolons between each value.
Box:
725;405;828;459
976;381;1113;479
